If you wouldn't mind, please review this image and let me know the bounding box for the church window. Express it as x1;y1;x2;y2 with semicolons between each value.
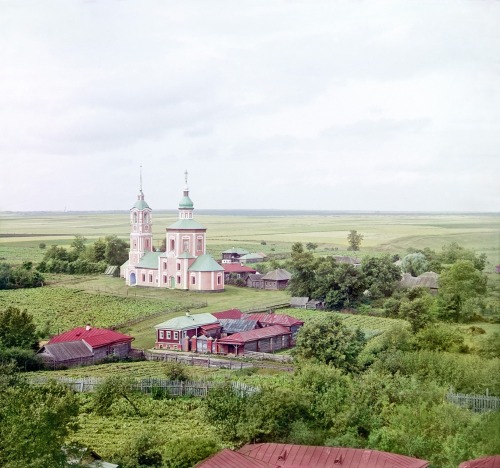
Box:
196;237;203;251
170;239;175;251
217;274;222;285
191;275;196;285
142;274;146;282
133;212;137;223
149;274;153;283
177;275;181;284
163;262;167;269
177;263;181;271
144;212;148;222
183;238;189;252
163;275;167;283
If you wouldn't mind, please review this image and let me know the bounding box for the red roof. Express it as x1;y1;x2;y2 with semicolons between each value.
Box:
200;323;222;332
195;448;272;468
223;264;257;274
237;444;430;468
245;313;304;327
217;325;291;345
212;308;244;319
48;327;134;349
460;456;500;468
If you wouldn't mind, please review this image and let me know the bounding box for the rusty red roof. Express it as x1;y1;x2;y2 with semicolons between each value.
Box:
48;327;133;349
200;323;221;331
212;308;244;319
237;444;430;468
459;456;500;468
245;313;304;327
223;264;257;274
217;325;291;345
194;448;273;468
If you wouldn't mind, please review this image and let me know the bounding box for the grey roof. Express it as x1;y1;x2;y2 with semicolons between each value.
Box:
219;318;259;334
240;253;265;260
137;251;161;269
247;273;263;281
400;271;439;289
37;341;93;362
333;255;361;265
155;312;218;330
261;268;292;281
222;247;250;255
290;297;309;307
188;254;224;272
168;219;206;230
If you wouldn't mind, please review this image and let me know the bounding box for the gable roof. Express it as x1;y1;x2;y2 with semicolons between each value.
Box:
188;254;224;272
217;325;291;345
223;264;257;274
137;251;161;269
195;448;272;468
245;313;304;328
48;327;134;348
155;313;218;330
38;341;93;362
237;443;429;468
261;269;292;281
212;309;244;319
219;318;260;334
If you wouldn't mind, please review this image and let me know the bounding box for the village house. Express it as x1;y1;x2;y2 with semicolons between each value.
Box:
37;326;134;368
121;171;224;292
260;268;292;290
221;247;250;264
245;312;304;339
246;273;264;288
154;312;219;351
222;263;257;282
216;325;292;355
239;252;267;264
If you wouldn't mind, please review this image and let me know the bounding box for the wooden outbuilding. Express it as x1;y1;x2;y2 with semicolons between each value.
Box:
216;325;292;355
260;268;292;290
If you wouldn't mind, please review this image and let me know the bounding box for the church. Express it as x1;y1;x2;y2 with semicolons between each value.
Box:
121;171;225;292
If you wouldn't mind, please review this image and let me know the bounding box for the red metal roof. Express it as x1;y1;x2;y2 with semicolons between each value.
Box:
217;325;291;345
212;308;244;319
194;448;273;468
459;456;500;468
237;444;430;468
245;313;304;327
48;327;133;349
200;323;222;331
222;264;257;273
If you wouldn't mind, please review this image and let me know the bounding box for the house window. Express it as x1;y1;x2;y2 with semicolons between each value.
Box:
159;331;164;339
167;331;171;339
191;276;196;285
174;331;179;340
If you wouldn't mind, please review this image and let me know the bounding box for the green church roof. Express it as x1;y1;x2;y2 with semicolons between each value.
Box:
132;199;151;210
168;219;206;230
137;252;160;269
188;254;224;272
179;195;194;209
178;251;196;259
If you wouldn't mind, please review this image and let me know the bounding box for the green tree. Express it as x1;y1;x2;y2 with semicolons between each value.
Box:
0;365;79;468
361;255;402;299
413;324;465;352
294;314;365;372
71;235;87;256
401;252;428;277
438;260;488;322
0;307;39;350
163;436;219;468
93;375;140;415
440;242;487;271
104;235;129;265
323;262;366;310
306;242;318;251
288;242;319;298
399;294;435;333
347;230;363;251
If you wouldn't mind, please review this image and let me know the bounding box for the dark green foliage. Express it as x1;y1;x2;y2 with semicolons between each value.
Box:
104;235;129;266
477;332;500;358
0;347;44;371
0;306;39;350
413;324;466;352
163;436;219;468
118;431;163;468
322;262;366;310
38;242;46;249
293;314;365;372
306;242;318;251
438;260;488;322
288;242;319;297
347;230;363;251
440;242;487;271
0;262;44;289
361;255;402;299
163;361;189;381
0;365;79;468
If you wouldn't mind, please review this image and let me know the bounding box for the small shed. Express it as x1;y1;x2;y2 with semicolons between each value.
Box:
290;297;309;308
260;268;292;290
246;273;264;289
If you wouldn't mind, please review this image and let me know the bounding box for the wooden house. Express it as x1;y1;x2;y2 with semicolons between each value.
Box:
216;325;292;355
260;268;292;290
239;253;266;264
222;263;257;282
38;326;134;367
245;312;304;339
246;273;264;289
221;247;250;264
154;312;219;351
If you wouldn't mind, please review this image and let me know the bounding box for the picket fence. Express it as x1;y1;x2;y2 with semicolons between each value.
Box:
29;376;256;397
446;389;500;413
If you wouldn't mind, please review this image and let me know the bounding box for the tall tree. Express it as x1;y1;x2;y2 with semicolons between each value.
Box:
0;307;39;350
288;242;318;298
401;252;428;277
104;235;129;266
438;260;487;322
324;262;366;310
361;255;402;298
347;230;364;251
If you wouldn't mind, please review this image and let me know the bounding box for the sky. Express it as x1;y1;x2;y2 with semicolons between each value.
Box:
0;0;499;212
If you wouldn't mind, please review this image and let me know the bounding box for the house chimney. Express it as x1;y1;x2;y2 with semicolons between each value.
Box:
85;324;91;331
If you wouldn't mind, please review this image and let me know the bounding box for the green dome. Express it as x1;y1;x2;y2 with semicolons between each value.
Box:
179;195;194;209
133;199;150;210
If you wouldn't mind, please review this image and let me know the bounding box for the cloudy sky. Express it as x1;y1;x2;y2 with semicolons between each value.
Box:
1;0;499;212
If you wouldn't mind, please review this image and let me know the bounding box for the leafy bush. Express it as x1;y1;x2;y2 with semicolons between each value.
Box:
163;436;219;468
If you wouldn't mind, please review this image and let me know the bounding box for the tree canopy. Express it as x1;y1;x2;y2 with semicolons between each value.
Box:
347;230;363;251
0;307;39;350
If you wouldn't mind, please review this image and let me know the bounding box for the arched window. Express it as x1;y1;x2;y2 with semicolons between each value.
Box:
133;212;137;223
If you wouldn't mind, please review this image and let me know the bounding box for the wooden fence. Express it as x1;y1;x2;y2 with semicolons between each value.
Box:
446;389;500;413
244;350;293;363
29;376;257;397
